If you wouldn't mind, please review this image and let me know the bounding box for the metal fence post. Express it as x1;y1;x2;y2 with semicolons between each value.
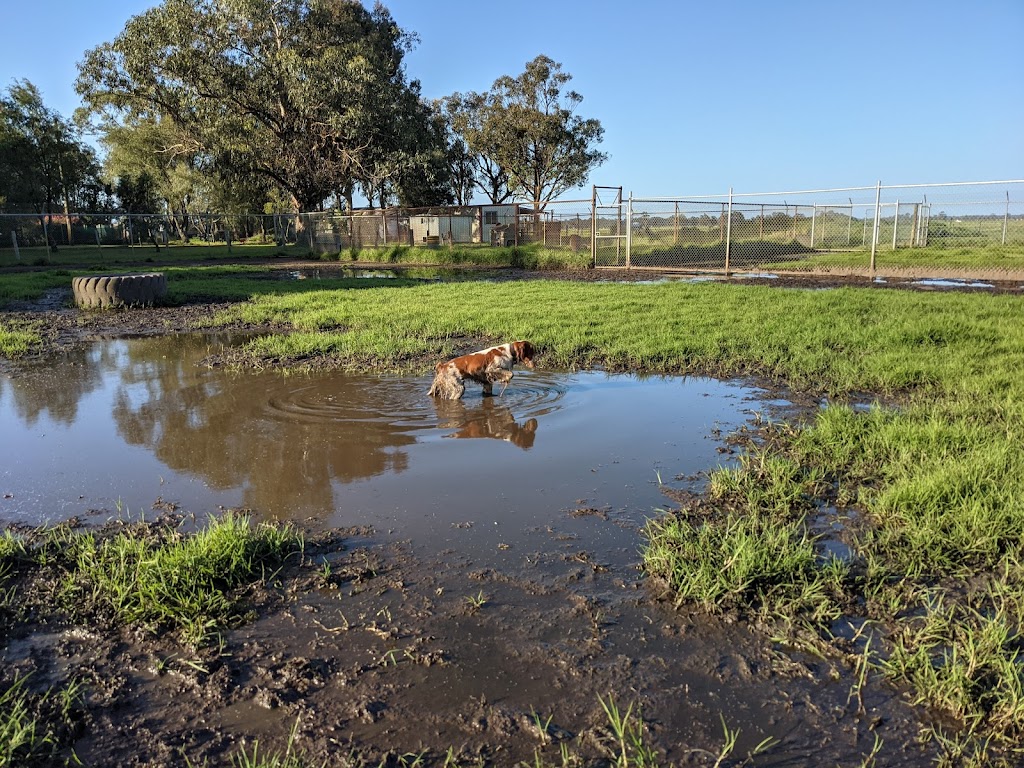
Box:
810;204;817;247
892;199;900;250
870;180;881;276
11;231;20;261
724;187;733;275
1003;191;1010;245
590;185;597;267
626;192;632;269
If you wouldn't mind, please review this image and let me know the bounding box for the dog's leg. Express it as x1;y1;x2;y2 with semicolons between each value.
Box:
496;370;514;397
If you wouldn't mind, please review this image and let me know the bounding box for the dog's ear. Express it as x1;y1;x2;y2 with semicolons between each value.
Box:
514;340;536;366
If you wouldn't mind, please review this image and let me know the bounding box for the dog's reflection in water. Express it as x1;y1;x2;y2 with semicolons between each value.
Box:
432;397;538;450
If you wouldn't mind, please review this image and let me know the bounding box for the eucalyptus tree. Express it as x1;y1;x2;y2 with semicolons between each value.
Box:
439;92;514;205
359;85;453;208
0;80;99;218
444;56;607;208
76;0;430;213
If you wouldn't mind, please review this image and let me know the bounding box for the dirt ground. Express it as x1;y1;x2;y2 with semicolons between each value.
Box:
3;515;936;768
2;265;1008;766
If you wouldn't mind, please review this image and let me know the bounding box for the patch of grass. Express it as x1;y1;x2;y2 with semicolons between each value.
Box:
0;674;85;768
320;242;591;271
210;279;1022;395
0;321;42;357
0;242;307;269
0;269;74;305
880;591;1024;763
58;513;303;646
643;443;849;626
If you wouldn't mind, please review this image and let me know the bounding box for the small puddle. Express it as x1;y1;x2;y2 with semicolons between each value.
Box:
911;277;995;289
284;266;482;281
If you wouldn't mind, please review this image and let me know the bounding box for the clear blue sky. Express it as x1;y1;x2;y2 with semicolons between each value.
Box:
2;0;1022;199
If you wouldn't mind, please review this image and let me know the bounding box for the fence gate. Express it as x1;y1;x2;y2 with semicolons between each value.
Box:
592;185;626;267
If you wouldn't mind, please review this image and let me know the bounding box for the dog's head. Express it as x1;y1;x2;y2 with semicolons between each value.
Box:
511;340;536;368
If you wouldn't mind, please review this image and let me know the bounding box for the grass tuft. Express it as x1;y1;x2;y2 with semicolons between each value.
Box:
59;513;303;646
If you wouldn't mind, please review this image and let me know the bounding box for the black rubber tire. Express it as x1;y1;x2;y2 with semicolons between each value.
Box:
72;273;168;308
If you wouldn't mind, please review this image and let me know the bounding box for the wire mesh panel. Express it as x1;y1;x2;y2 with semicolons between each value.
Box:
878;182;1024;249
627;199;726;270
592;186;625;266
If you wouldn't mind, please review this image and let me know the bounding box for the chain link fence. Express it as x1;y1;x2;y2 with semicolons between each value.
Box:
2;180;1020;275
298;199;594;255
0;212;295;249
621;180;1024;275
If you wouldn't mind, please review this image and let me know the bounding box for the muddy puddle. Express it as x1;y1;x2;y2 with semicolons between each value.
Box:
0;335;752;556
0;335;931;765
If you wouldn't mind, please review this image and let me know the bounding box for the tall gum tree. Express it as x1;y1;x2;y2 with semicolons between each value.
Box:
0;80;100;233
446;55;607;208
76;0;428;213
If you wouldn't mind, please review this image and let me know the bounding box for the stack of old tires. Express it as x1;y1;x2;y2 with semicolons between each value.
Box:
72;273;168;308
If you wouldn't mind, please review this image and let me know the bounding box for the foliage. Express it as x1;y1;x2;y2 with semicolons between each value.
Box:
60;513;303;646
0;675;85;768
443;56;606;207
0;321;42;358
0;80;102;214
439;92;514;205
75;0;439;212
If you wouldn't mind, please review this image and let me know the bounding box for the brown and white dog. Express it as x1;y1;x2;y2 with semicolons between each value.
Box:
427;340;536;400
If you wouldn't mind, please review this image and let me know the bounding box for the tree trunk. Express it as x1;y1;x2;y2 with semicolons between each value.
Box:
58;157;73;244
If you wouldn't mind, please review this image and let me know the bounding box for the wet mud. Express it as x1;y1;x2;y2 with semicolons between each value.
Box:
2;516;935;767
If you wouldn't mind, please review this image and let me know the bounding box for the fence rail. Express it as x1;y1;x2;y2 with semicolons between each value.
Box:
1;180;1021;276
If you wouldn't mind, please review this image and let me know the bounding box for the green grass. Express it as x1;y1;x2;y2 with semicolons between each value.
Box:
0;241;307;268
209;279;1021;390
771;242;1024;273
47;513;304;647
0;674;85;768
4;257;1023;757
326;242;591;270
0;240;589;273
0;321;42;357
0;269;75;304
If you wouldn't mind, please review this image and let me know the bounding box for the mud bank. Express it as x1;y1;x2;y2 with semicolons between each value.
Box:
1;514;934;767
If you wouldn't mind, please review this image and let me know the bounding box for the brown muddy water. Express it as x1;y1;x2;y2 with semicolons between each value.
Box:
0;335;931;766
1;334;750;551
